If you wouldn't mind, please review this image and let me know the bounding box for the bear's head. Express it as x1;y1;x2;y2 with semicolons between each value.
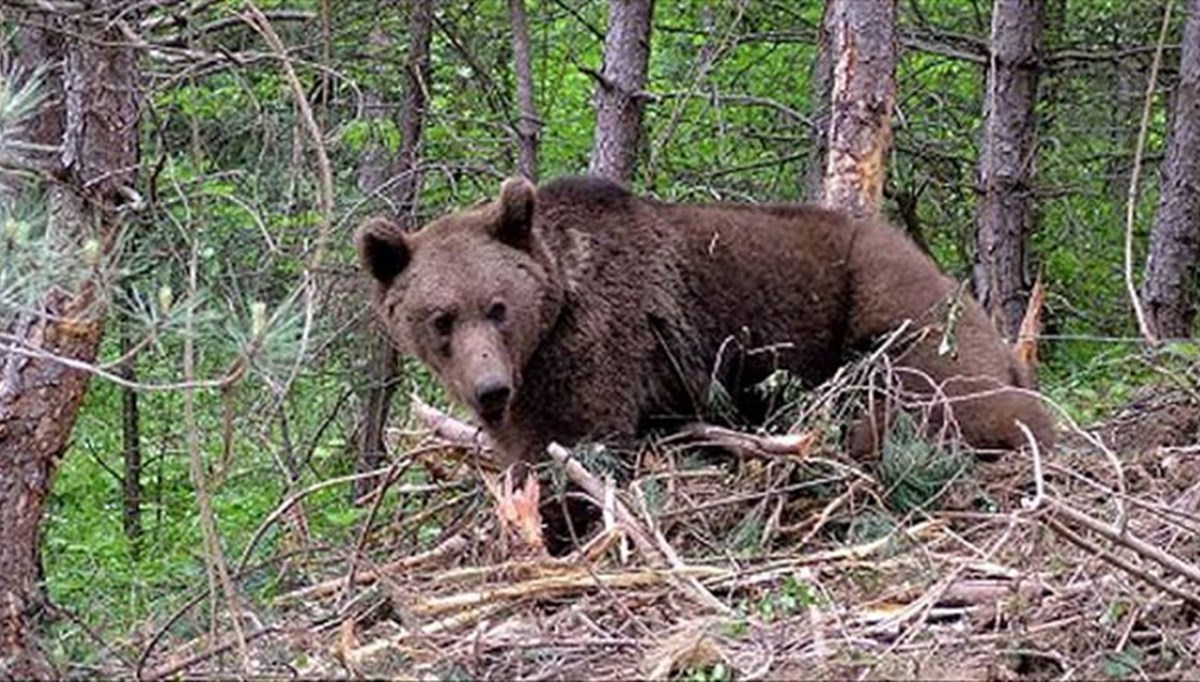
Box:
355;176;563;429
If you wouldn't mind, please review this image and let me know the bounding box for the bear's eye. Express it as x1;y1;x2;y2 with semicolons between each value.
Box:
431;311;455;336
486;301;507;324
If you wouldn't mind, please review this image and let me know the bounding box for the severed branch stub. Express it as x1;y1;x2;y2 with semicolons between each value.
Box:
484;468;548;559
412;401;725;611
409;397;509;473
411;397;492;450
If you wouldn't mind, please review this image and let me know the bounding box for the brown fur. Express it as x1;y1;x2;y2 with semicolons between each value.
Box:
356;176;1055;466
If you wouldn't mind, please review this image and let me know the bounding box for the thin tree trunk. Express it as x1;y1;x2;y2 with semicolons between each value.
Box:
119;307;142;557
1086;0;1140;208
1108;54;1145;205
804;0;836;202
356;336;399;501
820;0;897;219
509;0;540;181
1142;0;1200;339
356;26;394;201
355;0;433;501
388;0;433;222
588;0;654;184
0;4;139;677
972;0;1045;340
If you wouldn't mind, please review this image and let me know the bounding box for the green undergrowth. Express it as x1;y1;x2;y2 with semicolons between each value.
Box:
43;337;1184;663
1041;339;1199;426
42;352;452;665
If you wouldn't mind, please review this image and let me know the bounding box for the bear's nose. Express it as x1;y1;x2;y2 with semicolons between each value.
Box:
474;377;512;420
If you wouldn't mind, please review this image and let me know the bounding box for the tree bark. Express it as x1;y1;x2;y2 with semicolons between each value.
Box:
820;0;897;219
1142;0;1200;339
387;0;433;222
588;0;654;184
355;336;400;501
972;0;1046;340
509;0;540;182
1108;52;1145;205
355;0;434;501
804;0;836;202
0;4;139;677
355;26;394;200
120;307;142;557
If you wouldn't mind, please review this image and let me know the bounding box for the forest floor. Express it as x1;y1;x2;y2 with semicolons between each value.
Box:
135;380;1200;681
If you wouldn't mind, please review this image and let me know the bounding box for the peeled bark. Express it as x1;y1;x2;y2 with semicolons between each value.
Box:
509;0;540;181
0;5;139;677
820;0;897;219
588;0;654;184
355;0;434;500
1142;0;1200;339
972;0;1045;340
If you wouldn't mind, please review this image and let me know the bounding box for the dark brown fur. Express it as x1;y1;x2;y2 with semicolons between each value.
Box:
356;176;1054;466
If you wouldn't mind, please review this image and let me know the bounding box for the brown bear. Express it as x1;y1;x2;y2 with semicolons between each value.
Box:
356;175;1054;467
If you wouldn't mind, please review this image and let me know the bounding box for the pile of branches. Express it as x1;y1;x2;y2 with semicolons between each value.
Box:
134;361;1200;681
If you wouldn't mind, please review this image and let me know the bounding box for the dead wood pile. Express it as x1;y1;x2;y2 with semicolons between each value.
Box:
136;365;1200;681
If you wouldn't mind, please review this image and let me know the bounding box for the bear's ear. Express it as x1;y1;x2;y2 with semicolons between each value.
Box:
355;217;411;286
494;176;536;251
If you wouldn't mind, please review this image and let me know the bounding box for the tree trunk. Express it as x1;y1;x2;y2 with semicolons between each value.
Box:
355;0;434;501
820;0;897;219
0;5;139;677
1108;53;1145;205
804;0;836;202
119;308;142;557
355;26;395;201
972;0;1045;340
1142;0;1200;339
355;336;400;501
509;0;540;182
588;0;654;184
387;0;433;222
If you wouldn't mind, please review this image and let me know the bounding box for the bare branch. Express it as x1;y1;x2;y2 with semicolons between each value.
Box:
1125;0;1175;345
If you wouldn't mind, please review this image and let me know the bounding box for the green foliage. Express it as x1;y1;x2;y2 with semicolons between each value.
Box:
0;67;46;168
636;476;667;514
566;442;627;479
877;412;971;514
844;511;897;546
0;73;93;317
755;368;809;429
681;661;731;682
341;117;401;153
728;515;763;555
755;574;816;623
702;377;742;425
1101;646;1144;679
1;207;91;318
45;365;374;653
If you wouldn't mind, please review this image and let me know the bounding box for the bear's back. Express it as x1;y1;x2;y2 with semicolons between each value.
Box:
659;200;860;388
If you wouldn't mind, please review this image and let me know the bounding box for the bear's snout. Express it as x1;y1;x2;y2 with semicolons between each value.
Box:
473;376;512;425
